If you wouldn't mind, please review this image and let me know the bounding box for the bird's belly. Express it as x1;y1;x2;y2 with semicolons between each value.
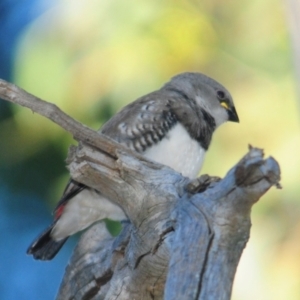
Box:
143;123;205;178
52;189;126;240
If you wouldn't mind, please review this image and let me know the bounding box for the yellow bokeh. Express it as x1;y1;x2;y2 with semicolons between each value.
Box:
7;0;300;298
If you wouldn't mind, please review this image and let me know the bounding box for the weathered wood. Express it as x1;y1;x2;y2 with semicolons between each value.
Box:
58;143;280;300
165;149;280;300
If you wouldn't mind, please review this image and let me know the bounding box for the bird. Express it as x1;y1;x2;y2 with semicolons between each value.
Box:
27;72;239;260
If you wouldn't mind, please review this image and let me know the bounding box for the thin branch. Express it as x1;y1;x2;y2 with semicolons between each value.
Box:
0;79;132;157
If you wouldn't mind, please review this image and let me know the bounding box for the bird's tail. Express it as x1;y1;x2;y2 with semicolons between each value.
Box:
27;223;68;260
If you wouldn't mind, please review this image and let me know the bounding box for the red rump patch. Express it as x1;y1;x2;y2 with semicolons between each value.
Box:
54;204;65;220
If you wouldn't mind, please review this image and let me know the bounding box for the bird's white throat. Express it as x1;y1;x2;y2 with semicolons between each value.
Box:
144;123;205;178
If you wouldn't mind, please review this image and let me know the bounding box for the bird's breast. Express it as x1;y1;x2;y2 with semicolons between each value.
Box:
143;123;205;178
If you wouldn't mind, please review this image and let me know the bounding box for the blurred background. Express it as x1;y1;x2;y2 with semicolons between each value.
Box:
0;0;299;299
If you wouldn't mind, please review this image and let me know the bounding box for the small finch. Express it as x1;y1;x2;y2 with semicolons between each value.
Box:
27;72;239;260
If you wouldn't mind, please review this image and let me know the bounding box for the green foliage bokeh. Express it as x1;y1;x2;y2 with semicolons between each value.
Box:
1;0;299;299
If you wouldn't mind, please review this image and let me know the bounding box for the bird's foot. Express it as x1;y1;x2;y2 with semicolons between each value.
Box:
186;174;221;194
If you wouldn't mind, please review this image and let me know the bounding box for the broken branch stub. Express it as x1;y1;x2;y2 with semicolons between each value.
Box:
165;146;280;300
58;143;280;300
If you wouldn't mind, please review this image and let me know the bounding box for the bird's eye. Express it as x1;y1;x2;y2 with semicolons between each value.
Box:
217;90;229;109
217;90;226;99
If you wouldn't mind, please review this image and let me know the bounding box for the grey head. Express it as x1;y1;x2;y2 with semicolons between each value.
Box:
163;72;239;127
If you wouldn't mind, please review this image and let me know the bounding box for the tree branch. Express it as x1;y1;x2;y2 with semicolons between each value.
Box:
60;141;280;300
0;79;281;300
0;79;134;157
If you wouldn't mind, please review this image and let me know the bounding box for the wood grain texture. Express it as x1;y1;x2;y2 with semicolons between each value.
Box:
0;79;281;300
62;143;280;300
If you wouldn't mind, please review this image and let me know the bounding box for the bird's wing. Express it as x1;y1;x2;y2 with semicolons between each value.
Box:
53;92;178;218
100;91;178;152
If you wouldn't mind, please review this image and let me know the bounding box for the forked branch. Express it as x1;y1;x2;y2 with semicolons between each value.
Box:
0;79;281;300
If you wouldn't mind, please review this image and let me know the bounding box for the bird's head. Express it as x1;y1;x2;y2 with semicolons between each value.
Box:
166;72;239;128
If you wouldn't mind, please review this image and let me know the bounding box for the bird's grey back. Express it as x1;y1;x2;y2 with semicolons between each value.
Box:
100;81;216;151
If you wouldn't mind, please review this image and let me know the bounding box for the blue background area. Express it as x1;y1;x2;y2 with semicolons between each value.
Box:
0;186;75;299
0;1;75;299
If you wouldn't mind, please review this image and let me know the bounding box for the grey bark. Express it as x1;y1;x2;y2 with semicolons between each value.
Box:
0;79;281;300
59;144;280;300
